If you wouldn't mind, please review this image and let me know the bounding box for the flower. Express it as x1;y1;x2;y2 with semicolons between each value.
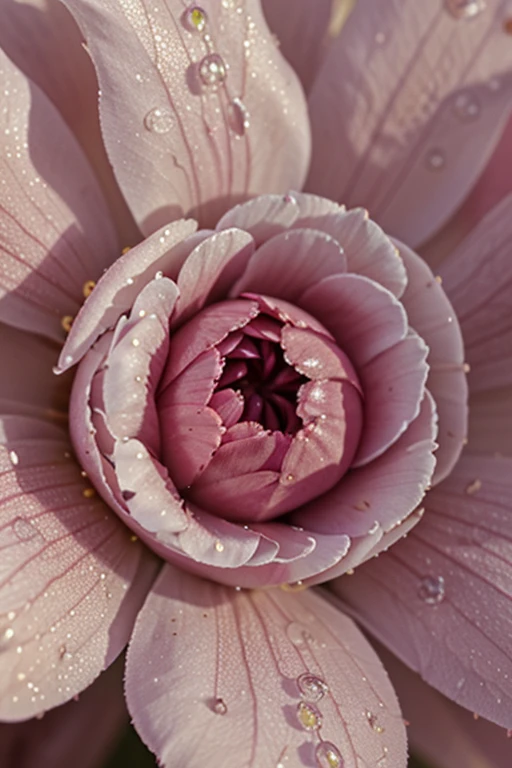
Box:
0;1;511;767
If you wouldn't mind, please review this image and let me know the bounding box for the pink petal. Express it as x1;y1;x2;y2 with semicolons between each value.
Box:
381;646;512;768
353;332;429;467
333;454;512;729
306;1;512;247
468;388;512;457
57;219;196;373
0;416;157;720
174;229;254;326
299;273;408;368
125;565;407;768
217;193;302;244
232;228;347;301
0;656;128;768
291;391;437;539
61;0;311;233
397;241;468;483
208;389;245;428
439;195;512;392
0;49;118;342
280;325;361;389
261;0;333;93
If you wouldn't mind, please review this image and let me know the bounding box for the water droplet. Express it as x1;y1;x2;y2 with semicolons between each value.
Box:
213;697;227;715
315;742;344;768
286;622;313;648
131;338;140;348
297;673;329;702
366;710;385;734
281;581;307;592
445;0;486;19
228;97;250;136
418;575;446;605
9;450;19;466
13;517;39;541
199;53;227;86
214;540;224;552
184;5;207;32
426;149;446;171
453;92;481;122
3;627;14;641
144;107;173;134
297;701;322;731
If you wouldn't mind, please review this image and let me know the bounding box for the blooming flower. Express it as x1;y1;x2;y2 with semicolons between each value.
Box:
0;1;511;767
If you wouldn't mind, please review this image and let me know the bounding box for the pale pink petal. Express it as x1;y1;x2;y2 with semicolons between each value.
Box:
397;241;468;483
0;416;158;720
0;656;127;768
232;229;346;301
468;387;512;457
280;325;361;389
174;229;254;326
307;1;512;247
380;646;512;768
0;49;118;342
353;332;429;467
299;274;408;368
57;220;196;373
125;565;407;768
292;392;437;538
261;0;333;92
333;454;512;728
216;193;302;244
61;0;311;233
438;194;512;392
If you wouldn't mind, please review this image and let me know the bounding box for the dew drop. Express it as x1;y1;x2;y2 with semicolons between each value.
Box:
3;627;14;641
228;97;250;136
445;0;486;19
453;92;481;122
297;673;329;702
12;517;39;542
418;575;446;605
286;622;313;648
366;710;385;734
213;697;228;715
426;149;446;171
9;450;19;466
297;701;322;731
315;741;344;768
199;53;227;86
144;107;173;134
214;540;225;552
184;5;207;32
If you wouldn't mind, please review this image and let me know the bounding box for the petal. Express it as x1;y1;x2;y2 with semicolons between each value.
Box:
0;49;118;342
333;454;512;729
306;0;512;247
61;0;311;233
468;387;512;457
0;416;158;719
125;565;407;768
0;656;127;768
397;241;468;483
380;646;512;768
438;194;512;392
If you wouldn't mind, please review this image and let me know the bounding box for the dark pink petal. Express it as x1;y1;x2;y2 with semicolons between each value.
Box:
0;416;157;720
292;392;437;539
354;332;429;466
380;646;512;768
439;195;512;392
333;454;512;729
232;228;347;301
0;49;118;342
125;565;407;768
57;220;196;373
261;0;333;93
307;1;512;247
61;0;311;233
468;388;512;457
398;241;468;483
0;656;127;768
173;229;255;326
159;349;222;414
208;389;244;428
299;274;407;368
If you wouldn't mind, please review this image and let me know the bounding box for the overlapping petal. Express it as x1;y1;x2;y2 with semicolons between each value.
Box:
125;564;407;768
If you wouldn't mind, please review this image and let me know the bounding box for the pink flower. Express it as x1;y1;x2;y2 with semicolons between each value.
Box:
0;1;511;767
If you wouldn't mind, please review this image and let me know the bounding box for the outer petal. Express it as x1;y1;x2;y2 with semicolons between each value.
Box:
0;48;118;342
0;0;137;244
0;416;158;720
61;0;311;233
468;387;512;456
379;646;512;768
125;565;407;768
306;0;512;247
0;656;127;768
332;454;512;729
438;194;512;392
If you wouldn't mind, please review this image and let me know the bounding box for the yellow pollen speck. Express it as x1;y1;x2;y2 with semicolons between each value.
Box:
465;479;482;495
435;275;443;284
121;246;131;255
83;280;96;298
82;488;96;498
297;701;321;730
130;535;138;542
463;362;471;373
191;7;206;30
281;580;307;592
61;315;74;333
